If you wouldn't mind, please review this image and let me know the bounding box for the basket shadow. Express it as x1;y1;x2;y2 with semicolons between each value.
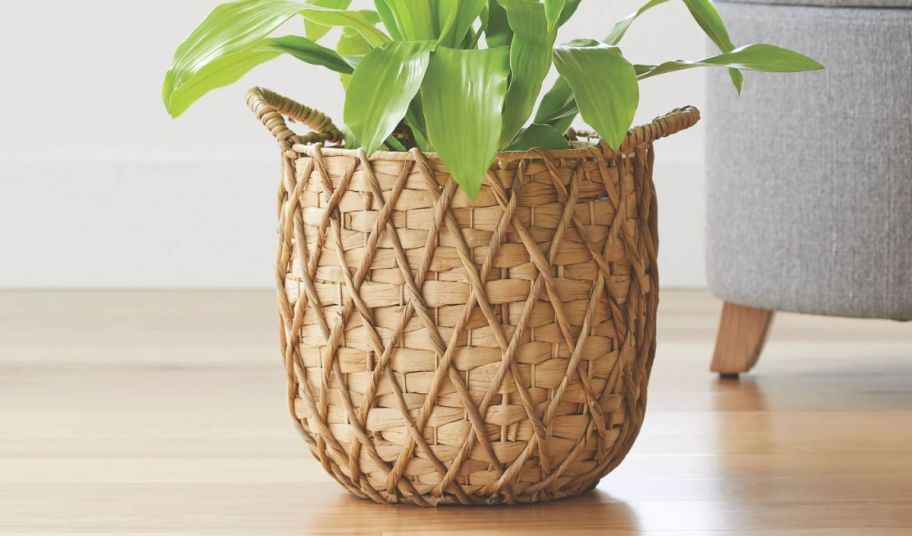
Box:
304;487;641;535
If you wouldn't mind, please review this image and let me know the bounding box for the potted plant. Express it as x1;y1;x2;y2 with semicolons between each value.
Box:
164;0;820;506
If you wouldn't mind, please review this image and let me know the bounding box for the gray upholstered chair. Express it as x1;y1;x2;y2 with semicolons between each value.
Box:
705;0;912;376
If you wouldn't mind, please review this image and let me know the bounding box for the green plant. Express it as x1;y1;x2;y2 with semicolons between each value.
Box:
163;0;821;198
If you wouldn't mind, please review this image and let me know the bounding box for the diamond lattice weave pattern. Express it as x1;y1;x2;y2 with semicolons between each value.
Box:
256;89;700;506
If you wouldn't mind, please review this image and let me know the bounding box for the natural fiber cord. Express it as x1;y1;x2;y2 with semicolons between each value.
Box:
247;87;699;506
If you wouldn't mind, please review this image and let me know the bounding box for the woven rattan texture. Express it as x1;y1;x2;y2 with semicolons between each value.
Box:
249;88;699;506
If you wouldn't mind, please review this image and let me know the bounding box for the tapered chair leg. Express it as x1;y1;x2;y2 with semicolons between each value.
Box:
711;302;775;379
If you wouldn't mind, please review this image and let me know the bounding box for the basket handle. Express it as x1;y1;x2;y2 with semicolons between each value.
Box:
246;87;344;147
624;106;701;149
567;106;701;153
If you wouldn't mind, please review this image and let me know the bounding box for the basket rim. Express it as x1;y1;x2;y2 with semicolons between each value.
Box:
289;106;700;164
246;86;699;163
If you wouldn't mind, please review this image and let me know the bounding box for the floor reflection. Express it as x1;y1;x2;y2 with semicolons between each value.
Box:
712;375;770;413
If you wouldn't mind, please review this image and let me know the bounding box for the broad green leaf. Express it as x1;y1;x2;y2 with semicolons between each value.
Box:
421;46;511;199
557;0;582;26
381;0;436;40
605;0;743;90
344;41;435;154
341;124;358;147
384;135;408;151
507;124;571;151
532;0;664;128
550;113;576;136
335;27;372;64
165;42;280;118
165;33;357;118
164;0;306;116
498;0;557;147
484;0;513;48
534;76;575;127
636;43;823;79
553;42;639;150
729;66;744;93
438;0;486;47
605;0;668;45
464;18;486;49
532;0;741;127
681;0;743;92
373;0;404;40
682;0;734;51
405;99;431;151
304;0;352;42
360;10;383;24
272;35;354;73
333;12;383;87
300;6;391;47
335;27;371;87
544;0;566;31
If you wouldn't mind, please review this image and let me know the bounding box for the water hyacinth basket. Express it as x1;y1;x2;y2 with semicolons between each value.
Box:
247;87;700;506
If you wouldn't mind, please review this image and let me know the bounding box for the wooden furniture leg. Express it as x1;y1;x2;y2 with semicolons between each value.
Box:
711;302;775;379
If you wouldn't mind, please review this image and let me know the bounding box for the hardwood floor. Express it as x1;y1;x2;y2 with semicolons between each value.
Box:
1;290;911;535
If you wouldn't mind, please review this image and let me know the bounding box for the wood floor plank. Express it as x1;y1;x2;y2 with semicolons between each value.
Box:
1;290;910;534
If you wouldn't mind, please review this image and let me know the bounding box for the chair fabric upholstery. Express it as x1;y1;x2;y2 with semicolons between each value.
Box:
720;0;912;8
705;2;912;320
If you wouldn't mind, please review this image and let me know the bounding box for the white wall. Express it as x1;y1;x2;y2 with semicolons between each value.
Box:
0;0;708;288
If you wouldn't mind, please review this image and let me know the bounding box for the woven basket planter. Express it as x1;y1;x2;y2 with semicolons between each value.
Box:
247;87;700;506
